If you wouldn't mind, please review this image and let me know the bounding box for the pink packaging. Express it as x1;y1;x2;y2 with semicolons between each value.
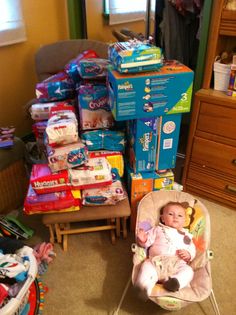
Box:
30;164;70;194
23;185;81;215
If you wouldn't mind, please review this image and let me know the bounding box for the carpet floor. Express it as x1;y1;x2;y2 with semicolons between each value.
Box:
21;195;235;315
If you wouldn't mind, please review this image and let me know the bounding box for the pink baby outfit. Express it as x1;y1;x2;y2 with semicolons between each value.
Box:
135;223;196;295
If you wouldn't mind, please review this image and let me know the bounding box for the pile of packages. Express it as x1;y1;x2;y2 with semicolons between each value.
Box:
24;49;128;215
25;38;194;227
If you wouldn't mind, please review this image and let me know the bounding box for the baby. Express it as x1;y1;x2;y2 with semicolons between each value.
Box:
135;202;196;296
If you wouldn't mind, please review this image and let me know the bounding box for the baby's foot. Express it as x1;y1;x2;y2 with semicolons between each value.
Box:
163;278;180;292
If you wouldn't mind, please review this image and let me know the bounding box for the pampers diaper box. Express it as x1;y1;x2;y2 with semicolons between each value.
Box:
156;114;182;171
107;60;194;120
126;117;158;173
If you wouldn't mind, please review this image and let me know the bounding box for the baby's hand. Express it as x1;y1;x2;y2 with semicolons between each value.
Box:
176;249;191;262
137;228;147;245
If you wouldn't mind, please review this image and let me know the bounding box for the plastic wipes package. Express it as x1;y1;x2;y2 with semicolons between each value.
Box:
46;110;78;147
35;71;75;102
82;168;127;206
23;185;81;215
69;157;112;189
81;129;125;152
47;141;88;173
108;40;163;73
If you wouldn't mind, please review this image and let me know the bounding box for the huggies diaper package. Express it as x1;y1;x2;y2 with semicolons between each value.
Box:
47;141;88;172
78;58;111;79
36;71;75;103
126;117;158;172
69;157;112;189
78;84;114;130
81;129;125;152
45;110;78;147
30;164;70;194
23;185;81;215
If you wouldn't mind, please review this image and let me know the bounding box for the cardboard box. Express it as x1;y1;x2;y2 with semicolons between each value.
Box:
126;165;154;231
108;60;194;121
156;114;182;170
126;117;158;172
153;169;174;190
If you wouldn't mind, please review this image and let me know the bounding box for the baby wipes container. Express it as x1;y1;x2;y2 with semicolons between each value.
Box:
213;61;231;91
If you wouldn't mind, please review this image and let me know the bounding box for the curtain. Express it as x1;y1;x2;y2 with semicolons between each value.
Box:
0;0;26;47
108;0;155;25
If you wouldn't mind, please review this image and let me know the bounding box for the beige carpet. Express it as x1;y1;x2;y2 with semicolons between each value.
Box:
22;196;235;315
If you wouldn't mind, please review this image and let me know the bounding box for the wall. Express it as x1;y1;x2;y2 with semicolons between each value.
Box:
0;0;69;138
86;0;154;43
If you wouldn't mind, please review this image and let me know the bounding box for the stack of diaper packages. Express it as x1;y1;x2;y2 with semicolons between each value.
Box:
107;39;195;229
74;53;128;206
25;48;130;213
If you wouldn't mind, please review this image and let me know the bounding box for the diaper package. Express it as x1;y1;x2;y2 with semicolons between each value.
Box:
45;110;78;147
23;185;81;215
82;168;127;206
30;100;75;121
88;150;124;177
78;58;111;79
108;40;163;73
47;141;88;172
78;84;114;130
36;71;75;102
81;129;125;152
69;157;112;189
65;50;98;83
30;164;70;194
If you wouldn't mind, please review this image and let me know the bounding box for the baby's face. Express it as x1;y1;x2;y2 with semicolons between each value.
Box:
161;204;186;230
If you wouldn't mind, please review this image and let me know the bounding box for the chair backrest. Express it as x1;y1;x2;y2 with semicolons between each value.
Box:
35;39;109;81
135;190;211;269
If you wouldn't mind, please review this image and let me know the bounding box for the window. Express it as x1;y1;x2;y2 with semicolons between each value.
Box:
0;0;26;47
105;0;155;25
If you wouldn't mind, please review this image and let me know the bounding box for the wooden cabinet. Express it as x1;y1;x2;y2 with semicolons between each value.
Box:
182;0;236;208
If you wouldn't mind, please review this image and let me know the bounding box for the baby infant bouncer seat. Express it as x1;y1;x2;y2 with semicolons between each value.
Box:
131;190;220;314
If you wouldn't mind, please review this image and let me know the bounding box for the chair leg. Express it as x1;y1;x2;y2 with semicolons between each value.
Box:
209;289;221;315
116;218;121;238
122;217;128;239
47;224;55;244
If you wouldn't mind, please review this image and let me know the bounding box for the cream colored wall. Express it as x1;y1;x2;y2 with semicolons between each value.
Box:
86;0;153;43
0;0;69;137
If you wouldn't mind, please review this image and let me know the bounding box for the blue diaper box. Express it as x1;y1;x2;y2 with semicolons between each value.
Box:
108;60;194;121
126;117;158;172
156;114;182;170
